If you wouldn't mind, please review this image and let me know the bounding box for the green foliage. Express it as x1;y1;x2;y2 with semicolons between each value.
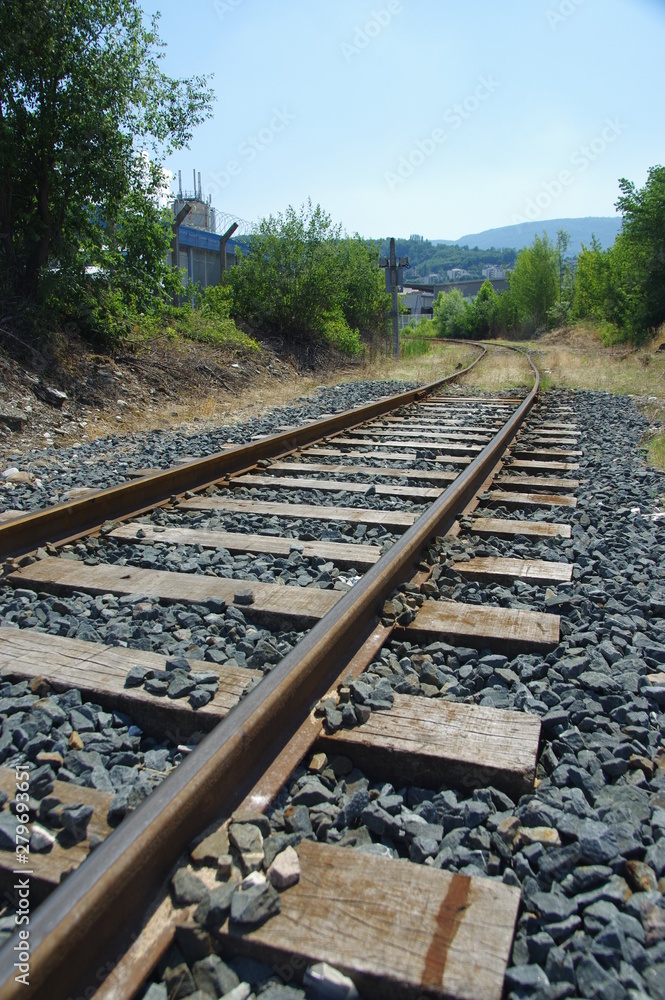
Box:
321;310;362;356
230;201;389;347
467;280;500;337
573;236;611;320
572;167;665;342
509;234;559;328
0;0;214;330
200;283;233;319
432;288;472;338
400;337;431;359
614;166;665;337
127;294;258;352
402;318;437;338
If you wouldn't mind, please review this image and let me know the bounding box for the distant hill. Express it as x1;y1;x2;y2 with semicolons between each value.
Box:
432;217;622;254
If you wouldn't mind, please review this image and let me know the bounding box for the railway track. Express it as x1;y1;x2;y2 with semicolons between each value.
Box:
0;344;662;1000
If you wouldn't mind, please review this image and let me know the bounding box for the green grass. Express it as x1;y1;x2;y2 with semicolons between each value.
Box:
400;337;432;359
131;305;260;353
647;431;665;470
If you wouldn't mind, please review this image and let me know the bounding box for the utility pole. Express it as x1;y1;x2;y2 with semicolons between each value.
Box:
379;238;409;359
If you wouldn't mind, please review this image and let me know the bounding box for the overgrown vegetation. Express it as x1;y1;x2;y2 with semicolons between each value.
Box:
229;200;388;359
430;168;665;345
573;167;665;342
0;0;215;343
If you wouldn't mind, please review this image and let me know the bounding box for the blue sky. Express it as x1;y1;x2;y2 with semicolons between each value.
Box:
142;0;665;240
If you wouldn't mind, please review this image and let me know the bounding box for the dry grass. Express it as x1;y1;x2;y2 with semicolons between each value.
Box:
488;323;665;396
71;368;362;446
363;341;482;385
456;344;533;392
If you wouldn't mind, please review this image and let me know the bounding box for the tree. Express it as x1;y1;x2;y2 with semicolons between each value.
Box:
432;288;471;338
335;235;390;340
573;236;612;321
468;280;499;337
229;201;389;354
508;233;558;328
614;165;665;336
0;1;214;304
555;229;571;301
229;201;341;343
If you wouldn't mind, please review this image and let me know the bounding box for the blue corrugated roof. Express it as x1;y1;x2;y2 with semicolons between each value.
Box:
178;225;223;250
178;226;244;253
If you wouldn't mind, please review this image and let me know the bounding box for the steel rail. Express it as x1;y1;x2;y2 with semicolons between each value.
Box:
0;346;486;562
0;347;537;1000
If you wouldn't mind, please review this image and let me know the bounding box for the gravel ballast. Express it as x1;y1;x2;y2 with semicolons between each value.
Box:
0;381;417;513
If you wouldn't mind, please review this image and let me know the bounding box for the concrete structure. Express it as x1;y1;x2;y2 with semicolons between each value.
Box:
170;225;242;288
401;288;434;318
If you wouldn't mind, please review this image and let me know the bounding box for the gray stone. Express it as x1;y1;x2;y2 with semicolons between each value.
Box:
645;841;665;877
60;803;94;841
505;965;550;990
259;986;306;999
142;985;167;1000
530;890;578;924
642;963;665;1000
28;764;55;799
166;674;197;699
292;779;337;808
219;985;251;1000
0;811;19;850
162;961;196;1000
171;868;209;906
124;665;152;688
194;882;236;929
229;882;281;925
284;805;313;836
193;954;239;997
173;922;212;964
107;785;144;826
144;677;169;696
335;789;370;829
575;819;620;864
575;953;626;1000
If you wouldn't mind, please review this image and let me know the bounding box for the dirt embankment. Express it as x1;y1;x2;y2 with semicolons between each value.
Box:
0;332;364;463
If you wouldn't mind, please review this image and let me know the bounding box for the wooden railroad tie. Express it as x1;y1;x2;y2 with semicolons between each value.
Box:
0;767;113;903
451;556;572;586
110;523;382;571
181;496;419;530
469;517;572;539
0;627;259;739
215;839;521;1000
405;600;560;653
320;694;541;797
